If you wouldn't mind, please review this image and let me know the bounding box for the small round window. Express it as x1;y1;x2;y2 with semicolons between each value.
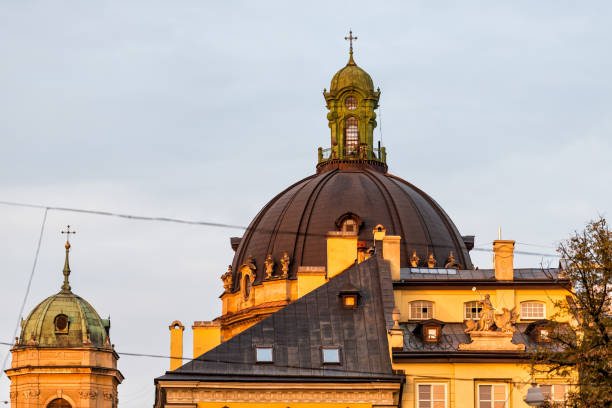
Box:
345;96;357;110
55;314;69;332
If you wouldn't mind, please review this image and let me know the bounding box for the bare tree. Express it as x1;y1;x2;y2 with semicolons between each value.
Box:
532;217;611;407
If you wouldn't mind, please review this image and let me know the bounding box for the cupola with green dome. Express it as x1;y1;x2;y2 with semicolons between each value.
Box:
18;227;111;349
319;30;386;172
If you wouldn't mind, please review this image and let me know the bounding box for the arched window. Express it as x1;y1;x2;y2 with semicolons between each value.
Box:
48;399;72;408
409;300;434;320
520;301;546;320
341;218;357;233
345;96;357;110
464;301;482;320
344;117;359;155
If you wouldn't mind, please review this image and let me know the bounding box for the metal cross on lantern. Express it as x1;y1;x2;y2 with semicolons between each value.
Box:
61;225;76;244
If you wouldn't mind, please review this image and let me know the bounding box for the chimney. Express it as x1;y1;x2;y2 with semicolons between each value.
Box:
326;231;358;278
169;320;184;370
493;240;515;280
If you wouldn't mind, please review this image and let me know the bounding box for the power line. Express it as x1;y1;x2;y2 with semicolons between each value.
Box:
0;200;559;258
0;341;591;387
1;209;48;377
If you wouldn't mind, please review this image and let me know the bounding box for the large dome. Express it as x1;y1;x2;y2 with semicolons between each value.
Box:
231;163;473;288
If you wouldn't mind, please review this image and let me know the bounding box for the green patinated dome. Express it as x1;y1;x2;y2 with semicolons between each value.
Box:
329;53;374;92
18;241;110;348
19;291;110;348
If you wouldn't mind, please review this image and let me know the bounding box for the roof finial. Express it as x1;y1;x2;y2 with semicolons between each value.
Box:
60;225;76;292
344;29;358;65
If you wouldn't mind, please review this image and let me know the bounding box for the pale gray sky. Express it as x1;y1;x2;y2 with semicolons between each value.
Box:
1;1;611;406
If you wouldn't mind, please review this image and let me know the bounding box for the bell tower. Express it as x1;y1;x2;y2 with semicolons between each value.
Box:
319;31;386;170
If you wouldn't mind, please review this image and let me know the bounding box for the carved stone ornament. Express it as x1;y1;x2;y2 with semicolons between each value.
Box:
23;390;40;399
264;254;275;279
9;391;17;399
410;250;420;267
103;392;114;401
280;252;290;278
427;253;436;268
460;294;524;351
221;265;233;292
444;251;463;269
80;390;98;399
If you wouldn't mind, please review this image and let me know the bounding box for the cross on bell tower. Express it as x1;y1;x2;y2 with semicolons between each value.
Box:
344;30;358;54
60;225;76;292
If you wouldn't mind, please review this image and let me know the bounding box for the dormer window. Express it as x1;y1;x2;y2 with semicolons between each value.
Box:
344;117;359;155
538;327;550;343
345;96;357;110
54;314;69;334
425;326;439;342
342;218;357;233
338;283;361;309
335;213;362;235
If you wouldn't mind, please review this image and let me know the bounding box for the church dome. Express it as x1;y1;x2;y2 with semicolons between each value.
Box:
18;241;110;348
330;54;374;92
231;165;473;288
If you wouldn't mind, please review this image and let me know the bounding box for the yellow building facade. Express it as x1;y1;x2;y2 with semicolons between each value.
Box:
156;40;574;408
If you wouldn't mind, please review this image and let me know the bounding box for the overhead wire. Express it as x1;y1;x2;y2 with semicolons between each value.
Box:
0;341;593;387
1;208;48;377
0;200;559;258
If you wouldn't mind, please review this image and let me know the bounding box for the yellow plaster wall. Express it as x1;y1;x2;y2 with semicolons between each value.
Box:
397;362;571;408
326;233;358;278
394;288;569;322
296;269;327;298
193;323;221;359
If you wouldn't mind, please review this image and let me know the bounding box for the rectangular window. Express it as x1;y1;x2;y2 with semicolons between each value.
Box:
255;346;273;362
465;301;482;320
520;302;546;319
410;301;433;320
478;384;507;408
418;383;446;408
540;384;568;403
322;347;340;364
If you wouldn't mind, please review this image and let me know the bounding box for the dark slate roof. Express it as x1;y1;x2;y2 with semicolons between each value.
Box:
156;255;402;383
398;323;564;354
399;268;564;281
230;168;473;290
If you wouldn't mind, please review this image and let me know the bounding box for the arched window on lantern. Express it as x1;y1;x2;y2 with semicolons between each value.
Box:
47;399;72;408
344;117;359;156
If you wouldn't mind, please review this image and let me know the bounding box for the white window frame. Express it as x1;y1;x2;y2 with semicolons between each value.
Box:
540;384;568;403
255;346;273;363
520;301;546;320
409;300;434;320
464;300;482;320
477;383;508;408
417;383;447;408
